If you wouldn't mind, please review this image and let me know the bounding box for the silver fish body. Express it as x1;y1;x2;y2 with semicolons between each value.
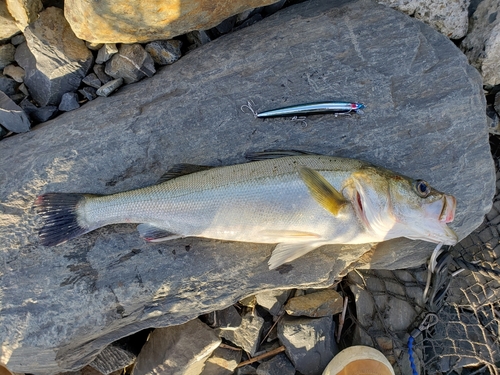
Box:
35;155;457;269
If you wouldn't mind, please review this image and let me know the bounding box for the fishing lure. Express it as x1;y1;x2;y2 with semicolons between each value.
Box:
255;101;365;118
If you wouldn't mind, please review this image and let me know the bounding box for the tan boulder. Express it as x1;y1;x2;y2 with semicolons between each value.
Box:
64;0;279;43
0;1;20;41
6;0;43;30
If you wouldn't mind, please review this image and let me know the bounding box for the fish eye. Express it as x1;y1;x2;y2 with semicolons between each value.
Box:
414;180;431;198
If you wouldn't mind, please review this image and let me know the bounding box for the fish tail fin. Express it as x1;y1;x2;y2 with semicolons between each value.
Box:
34;193;92;246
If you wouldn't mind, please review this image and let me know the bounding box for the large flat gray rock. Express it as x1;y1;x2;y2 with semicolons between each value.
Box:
0;0;494;373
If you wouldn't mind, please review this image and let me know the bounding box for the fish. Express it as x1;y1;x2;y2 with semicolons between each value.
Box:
255;101;365;118
34;152;458;270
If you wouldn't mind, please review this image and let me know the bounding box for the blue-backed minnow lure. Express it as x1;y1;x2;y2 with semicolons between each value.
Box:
255;101;365;118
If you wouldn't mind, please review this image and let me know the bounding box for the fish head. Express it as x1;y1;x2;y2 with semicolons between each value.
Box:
349;166;458;245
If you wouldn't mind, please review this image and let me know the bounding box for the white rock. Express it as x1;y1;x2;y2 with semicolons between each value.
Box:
378;0;469;39
461;0;500;87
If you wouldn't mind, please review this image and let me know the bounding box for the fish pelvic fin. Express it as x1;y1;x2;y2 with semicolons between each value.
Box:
35;193;94;246
137;223;182;242
298;166;348;216
269;242;324;270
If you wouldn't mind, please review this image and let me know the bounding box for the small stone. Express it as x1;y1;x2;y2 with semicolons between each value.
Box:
213;16;236;35
79;87;97;101
18;82;29;96
96;78;123;97
86;41;104;51
0;90;30;132
11;34;25;46
0;44;16;69
278;316;338;375
256;353;295;375
19;97;57;123
200;346;242;375
96;43;118;64
144;40;182;65
255;290;291;316
215;305;243;329
234;365;258;375
220;311;265;356
82;73;102;89
0;74;19;96
93;64;112;84
284;289;343;318
105;44;155;84
89;345;136;375
132;319;221;375
487;103;500;135
186;30;212;50
3;64;24;83
58;92;80;112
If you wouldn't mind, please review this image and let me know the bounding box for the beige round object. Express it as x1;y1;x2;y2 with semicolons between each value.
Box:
0;363;14;375
322;346;395;375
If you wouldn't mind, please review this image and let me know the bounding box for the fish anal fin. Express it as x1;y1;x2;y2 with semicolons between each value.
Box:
298;166;348;216
157;164;212;184
259;230;322;241
269;242;323;270
137;224;181;242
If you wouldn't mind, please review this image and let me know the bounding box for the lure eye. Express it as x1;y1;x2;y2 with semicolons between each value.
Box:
414;180;431;198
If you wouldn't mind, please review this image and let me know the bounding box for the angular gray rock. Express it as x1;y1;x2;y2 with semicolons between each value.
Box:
79;87;97;102
132;319;221;375
0;0;494;373
200;346;242;375
0;73;19;96
461;0;500;87
19;98;57;123
96;78;123;97
255;290;291;316
256;353;295;375
96;44;118;65
278;316;338;375
93;64;112;84
59;92;80;112
0;44;16;70
0;90;30;132
89;345;136;375
16;7;93;106
82;73;102;89
145;40;183;65
220;311;265;356
105;44;155;84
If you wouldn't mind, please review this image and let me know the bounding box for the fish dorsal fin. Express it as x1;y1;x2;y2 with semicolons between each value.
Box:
269;242;324;269
298;166;348;216
157;164;212;184
137;223;182;242
245;150;318;161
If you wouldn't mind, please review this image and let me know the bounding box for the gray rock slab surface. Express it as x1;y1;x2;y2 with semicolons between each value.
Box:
220;311;265;356
0;0;494;373
131;319;221;375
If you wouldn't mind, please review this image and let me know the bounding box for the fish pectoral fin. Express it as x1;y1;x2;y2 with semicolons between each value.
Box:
268;242;324;270
157;164;213;184
137;224;182;242
298;166;348;216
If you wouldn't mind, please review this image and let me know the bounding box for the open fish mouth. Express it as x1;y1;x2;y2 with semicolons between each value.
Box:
439;195;456;223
